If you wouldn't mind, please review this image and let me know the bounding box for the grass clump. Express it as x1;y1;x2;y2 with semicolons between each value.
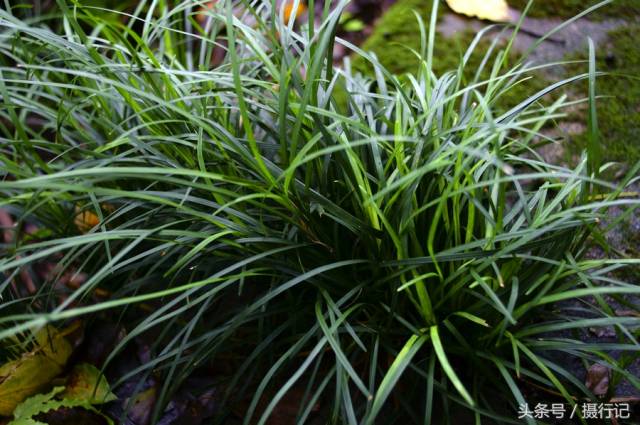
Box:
0;0;639;424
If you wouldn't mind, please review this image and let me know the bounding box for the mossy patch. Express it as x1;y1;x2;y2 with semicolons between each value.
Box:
352;0;638;79
566;24;640;163
352;0;640;164
351;0;551;110
352;0;449;76
509;0;640;20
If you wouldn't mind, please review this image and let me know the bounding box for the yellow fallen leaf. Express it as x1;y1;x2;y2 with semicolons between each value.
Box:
0;326;73;416
61;363;116;404
585;363;610;397
283;1;307;22
446;0;510;22
74;206;100;233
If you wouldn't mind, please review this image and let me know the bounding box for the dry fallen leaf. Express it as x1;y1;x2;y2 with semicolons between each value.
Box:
0;326;73;416
615;309;640;318
446;0;510;22
197;0;302;26
9;370;116;425
588;326;616;338
127;387;157;425
74;206;100;233
0;208;14;243
74;203;114;233
61;364;116;405
196;1;217;25
585;363;610;397
283;1;307;22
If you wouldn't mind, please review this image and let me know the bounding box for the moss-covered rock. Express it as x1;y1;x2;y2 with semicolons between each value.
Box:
352;0;640;164
351;0;551;110
509;0;640;20
352;0;490;77
567;24;640;163
352;0;443;76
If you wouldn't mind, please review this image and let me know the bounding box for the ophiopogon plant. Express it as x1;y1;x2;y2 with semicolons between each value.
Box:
0;0;638;423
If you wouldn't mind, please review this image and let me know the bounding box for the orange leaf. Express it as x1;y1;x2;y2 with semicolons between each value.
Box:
74;206;100;233
196;1;217;25
283;1;307;22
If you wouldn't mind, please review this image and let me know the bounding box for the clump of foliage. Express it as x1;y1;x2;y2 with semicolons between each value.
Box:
0;1;638;424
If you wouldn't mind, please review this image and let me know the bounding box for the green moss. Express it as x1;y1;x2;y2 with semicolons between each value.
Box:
351;0;550;110
353;0;639;80
353;0;640;164
567;24;640;163
609;218;640;282
353;0;442;76
509;0;640;20
352;0;489;78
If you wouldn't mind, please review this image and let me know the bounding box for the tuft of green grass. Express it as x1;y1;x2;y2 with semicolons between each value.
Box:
0;1;638;424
